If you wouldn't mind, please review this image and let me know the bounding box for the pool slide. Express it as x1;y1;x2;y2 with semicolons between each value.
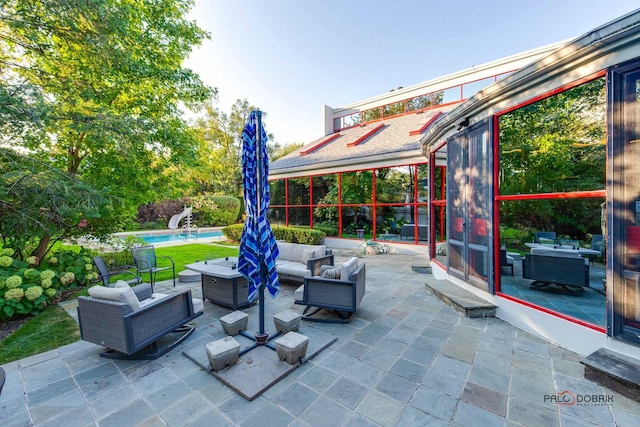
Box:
168;206;192;229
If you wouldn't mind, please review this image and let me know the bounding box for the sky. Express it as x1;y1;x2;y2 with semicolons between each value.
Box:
184;0;639;146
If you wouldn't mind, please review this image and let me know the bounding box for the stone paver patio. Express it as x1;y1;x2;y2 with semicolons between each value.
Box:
1;249;639;426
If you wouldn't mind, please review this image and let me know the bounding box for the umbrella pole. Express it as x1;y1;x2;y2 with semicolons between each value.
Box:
254;110;269;345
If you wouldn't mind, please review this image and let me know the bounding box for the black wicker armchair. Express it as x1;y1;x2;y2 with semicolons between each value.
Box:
77;283;202;359
295;258;366;323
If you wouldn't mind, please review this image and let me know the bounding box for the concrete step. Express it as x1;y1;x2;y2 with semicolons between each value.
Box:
581;348;640;402
424;279;496;318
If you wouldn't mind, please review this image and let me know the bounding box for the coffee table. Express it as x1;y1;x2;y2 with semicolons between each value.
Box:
185;258;252;309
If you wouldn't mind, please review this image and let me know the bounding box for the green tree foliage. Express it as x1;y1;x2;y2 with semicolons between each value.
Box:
0;0;214;207
499;78;606;234
0;148;122;261
191;99;281;196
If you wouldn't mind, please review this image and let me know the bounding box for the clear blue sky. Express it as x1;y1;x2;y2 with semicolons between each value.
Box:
184;0;639;146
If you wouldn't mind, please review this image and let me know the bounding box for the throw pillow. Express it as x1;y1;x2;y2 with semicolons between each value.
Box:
340;257;359;281
321;266;341;279
88;284;141;310
301;248;317;265
113;280;130;288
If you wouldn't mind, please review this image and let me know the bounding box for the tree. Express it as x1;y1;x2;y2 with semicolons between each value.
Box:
0;0;214;207
191;99;276;196
0;148;121;262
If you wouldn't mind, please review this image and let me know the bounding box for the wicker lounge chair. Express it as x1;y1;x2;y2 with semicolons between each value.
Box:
77;283;202;359
131;245;176;290
294;257;366;323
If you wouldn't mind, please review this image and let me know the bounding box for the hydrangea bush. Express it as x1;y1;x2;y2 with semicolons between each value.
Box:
0;247;97;319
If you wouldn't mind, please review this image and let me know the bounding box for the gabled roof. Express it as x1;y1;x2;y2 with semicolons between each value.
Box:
270;105;455;178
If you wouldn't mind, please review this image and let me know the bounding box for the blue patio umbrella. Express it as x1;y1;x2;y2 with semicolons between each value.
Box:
237;110;280;341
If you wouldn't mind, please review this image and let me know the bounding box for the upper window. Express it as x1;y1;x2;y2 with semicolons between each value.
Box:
499;78;606;195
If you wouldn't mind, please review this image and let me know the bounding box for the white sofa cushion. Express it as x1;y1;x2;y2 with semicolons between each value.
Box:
276;242;295;261
88;282;141;310
277;263;312;278
340;257;359;281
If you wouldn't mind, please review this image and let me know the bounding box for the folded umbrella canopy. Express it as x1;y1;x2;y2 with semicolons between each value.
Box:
237;110;280;339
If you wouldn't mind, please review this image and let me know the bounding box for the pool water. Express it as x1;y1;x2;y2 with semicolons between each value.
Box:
138;230;223;244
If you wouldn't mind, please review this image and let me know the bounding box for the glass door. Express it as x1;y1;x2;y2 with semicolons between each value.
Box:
611;61;640;343
447;120;493;291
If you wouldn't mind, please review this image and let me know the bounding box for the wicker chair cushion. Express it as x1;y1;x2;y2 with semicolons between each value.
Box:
340;257;359;281
321;266;341;279
88;282;141;310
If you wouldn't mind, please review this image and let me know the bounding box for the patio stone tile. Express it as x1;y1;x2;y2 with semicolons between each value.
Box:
297;365;339;393
145;380;192;412
27;377;77;406
1;410;33;427
472;351;513;378
99;399;155;427
389;358;428;383
241;402;295;427
388;328;419;345
131;367;181;397
88;385;140;420
412;335;446;353
401;345;437;367
397;406;449;427
377;337;408;355
510;375;557;410
342;413;381;427
325;377;369;410
462;381;507;416
121;359;165;382
359;346;399;371
507;396;559;426
198;374;236;405
72;362;120;388
356;390;404;426
453;400;506;427
386;307;410;320
78;371;130;401
22;364;72;392
216;393;266;424
184;409;233;427
376;372;418;403
29;388;87;424
467;364;510;394
38;407;95;427
272;382;320;416
430;354;472;380
612;407;640;426
420;326;451;341
160;393;217;426
441;341;477;364
422;370;466;398
427;319;457;333
299;395;350;427
513;347;553;369
336;340;371;359
410;386;457;422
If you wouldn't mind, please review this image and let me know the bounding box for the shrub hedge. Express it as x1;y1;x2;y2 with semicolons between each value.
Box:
222;224;326;245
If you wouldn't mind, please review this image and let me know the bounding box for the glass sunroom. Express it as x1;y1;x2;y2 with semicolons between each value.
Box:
420;9;640;355
269;44;564;247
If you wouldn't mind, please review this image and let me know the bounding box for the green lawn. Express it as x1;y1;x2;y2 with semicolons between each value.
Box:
0;242;240;365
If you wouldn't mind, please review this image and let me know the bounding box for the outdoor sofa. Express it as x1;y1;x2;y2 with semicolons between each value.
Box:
274;241;334;283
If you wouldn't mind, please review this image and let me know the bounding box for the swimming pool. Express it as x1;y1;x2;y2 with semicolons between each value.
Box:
122;230;224;245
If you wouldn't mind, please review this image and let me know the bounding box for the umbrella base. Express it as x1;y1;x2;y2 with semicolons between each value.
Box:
255;331;269;344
